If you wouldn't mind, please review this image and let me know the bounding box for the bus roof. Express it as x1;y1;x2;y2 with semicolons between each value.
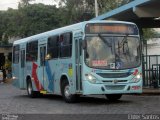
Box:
13;20;137;45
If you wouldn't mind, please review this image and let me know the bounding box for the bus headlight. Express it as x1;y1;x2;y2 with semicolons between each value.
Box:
12;76;17;80
85;74;96;84
132;74;141;83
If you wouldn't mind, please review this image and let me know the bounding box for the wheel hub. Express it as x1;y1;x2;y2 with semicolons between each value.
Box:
28;84;32;95
64;85;71;99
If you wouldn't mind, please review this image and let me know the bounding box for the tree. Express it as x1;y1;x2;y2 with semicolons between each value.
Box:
143;28;157;41
0;11;5;43
54;0;133;25
54;0;157;41
97;0;133;14
56;0;94;25
0;3;62;41
0;0;157;45
18;0;35;8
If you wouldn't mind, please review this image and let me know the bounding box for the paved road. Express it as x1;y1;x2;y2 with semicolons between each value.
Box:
0;83;160;115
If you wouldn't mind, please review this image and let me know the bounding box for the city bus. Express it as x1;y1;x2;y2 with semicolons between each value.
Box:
12;20;142;103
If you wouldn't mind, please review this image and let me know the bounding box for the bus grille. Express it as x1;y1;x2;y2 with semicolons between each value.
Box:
97;73;132;78
105;85;125;90
102;80;128;83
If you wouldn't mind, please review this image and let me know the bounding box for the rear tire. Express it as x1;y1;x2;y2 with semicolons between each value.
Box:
61;80;77;103
105;94;122;101
27;79;39;98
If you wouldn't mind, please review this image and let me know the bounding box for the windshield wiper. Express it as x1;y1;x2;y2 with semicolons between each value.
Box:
98;34;113;54
121;35;131;61
118;35;129;53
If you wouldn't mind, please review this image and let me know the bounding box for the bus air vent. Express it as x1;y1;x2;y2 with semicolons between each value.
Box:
105;85;125;90
97;73;132;78
102;80;127;83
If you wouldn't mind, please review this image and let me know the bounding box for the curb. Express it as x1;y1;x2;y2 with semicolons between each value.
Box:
142;88;160;95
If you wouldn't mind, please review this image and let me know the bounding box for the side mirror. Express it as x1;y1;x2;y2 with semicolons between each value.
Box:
45;54;51;60
82;40;86;49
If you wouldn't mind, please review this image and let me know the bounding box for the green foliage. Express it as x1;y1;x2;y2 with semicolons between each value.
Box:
57;0;94;25
0;4;62;41
0;0;157;44
18;0;35;8
55;0;133;25
17;4;61;37
143;28;157;41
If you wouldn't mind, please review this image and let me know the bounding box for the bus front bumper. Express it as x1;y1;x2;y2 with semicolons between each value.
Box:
82;81;142;95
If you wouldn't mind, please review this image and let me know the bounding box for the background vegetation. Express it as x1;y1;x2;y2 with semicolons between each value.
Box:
0;0;157;44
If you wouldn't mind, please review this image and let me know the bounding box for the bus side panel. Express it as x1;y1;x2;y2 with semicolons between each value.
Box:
19;49;26;89
45;59;61;94
43;60;58;93
12;64;20;88
25;62;43;92
44;60;53;93
37;61;51;92
52;58;75;95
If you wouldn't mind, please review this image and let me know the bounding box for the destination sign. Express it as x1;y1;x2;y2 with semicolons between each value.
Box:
85;23;139;35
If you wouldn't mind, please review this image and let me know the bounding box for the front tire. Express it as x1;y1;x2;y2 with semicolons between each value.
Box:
62;80;77;103
105;94;122;101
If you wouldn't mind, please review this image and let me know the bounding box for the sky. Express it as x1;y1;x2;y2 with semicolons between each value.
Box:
0;0;58;10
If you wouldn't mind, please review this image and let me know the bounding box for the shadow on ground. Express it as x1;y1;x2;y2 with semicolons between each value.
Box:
14;94;133;105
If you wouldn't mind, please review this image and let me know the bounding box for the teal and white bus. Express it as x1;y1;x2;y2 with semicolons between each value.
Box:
12;20;142;103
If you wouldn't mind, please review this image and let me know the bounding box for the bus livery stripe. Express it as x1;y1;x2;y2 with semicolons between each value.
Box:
32;62;43;91
45;61;54;91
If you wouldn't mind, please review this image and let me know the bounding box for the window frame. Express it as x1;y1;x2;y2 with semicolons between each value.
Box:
13;45;20;64
26;40;38;62
47;35;59;59
59;32;73;58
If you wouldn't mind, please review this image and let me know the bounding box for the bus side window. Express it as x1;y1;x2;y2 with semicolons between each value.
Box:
26;41;38;62
13;45;20;64
47;35;59;59
59;32;72;58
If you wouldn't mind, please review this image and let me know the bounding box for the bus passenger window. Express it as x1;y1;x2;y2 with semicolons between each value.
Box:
26;41;38;61
59;32;72;58
13;45;20;64
47;35;59;59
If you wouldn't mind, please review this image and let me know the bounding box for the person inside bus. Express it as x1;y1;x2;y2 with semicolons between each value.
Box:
59;35;64;57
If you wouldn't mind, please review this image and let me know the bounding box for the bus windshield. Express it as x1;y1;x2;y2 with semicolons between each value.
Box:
85;35;141;69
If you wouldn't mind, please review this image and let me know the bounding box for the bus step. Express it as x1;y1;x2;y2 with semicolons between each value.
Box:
40;90;47;94
76;91;83;94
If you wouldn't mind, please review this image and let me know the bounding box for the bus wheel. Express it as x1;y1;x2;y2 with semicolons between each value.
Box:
27;80;37;98
62;81;77;103
105;94;122;101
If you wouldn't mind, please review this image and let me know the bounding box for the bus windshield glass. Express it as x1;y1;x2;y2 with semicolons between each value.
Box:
85;35;141;69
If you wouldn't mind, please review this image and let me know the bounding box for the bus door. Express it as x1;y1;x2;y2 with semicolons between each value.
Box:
75;37;82;92
20;49;26;89
39;44;47;91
